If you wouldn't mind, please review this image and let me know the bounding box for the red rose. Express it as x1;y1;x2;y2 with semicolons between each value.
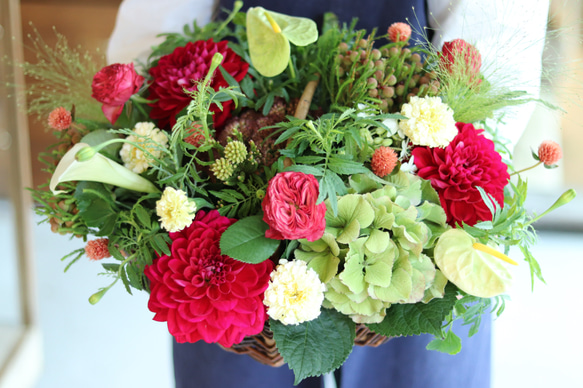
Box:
91;63;144;124
144;210;273;347
148;39;249;129
412;122;509;226
439;39;481;81
262;172;327;242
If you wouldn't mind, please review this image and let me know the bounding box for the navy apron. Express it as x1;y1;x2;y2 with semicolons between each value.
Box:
173;1;491;387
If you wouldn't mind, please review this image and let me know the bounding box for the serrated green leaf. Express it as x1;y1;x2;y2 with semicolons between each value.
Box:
101;263;120;273
220;215;280;263
120;266;132;294
367;283;457;337
74;181;118;236
270;308;355;384
126;262;144;290
426;329;462;354
328;158;369;175
152;234;171;256
284;164;323;176
134;204;152;228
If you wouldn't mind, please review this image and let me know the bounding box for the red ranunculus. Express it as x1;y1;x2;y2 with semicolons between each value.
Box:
262;172;327;242
148;39;249;129
412;122;509;226
144;210;273;347
439;39;481;81
91;63;144;124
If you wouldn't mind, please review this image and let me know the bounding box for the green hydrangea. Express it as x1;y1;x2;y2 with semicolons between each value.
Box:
295;171;450;323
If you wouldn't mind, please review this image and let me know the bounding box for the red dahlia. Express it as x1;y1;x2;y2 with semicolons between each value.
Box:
412;122;509;226
148;39;249;129
144;210;273;347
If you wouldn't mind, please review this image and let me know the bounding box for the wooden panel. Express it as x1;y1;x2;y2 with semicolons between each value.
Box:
20;1;121;189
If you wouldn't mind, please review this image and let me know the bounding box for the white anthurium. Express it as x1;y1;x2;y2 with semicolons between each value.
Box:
50;143;160;194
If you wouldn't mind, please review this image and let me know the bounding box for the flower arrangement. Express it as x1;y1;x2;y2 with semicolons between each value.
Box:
26;2;576;384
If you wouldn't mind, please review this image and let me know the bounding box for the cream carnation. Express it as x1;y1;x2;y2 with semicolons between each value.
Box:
399;96;457;148
120;122;169;173
156;187;197;232
264;259;326;325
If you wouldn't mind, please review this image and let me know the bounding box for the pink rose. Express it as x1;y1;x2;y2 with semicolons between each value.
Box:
262;172;327;242
91;63;144;124
439;39;481;82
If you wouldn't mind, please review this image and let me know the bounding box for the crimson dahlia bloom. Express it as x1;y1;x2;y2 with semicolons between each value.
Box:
144;210;273;347
262;171;327;242
412;122;509;226
148;39;249;129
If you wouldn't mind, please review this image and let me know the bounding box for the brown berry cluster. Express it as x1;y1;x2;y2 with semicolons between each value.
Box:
218;97;290;166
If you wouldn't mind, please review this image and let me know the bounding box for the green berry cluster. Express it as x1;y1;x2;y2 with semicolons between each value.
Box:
336;36;440;113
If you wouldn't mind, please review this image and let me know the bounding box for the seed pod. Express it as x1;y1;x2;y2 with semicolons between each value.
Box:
381;86;395;98
371;49;382;60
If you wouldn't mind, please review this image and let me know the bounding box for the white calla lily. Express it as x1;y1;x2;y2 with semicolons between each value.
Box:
50;143;160;194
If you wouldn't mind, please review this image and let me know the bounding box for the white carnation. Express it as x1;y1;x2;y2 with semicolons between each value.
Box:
264;259;326;325
120;122;169;173
156;187;197;232
398;96;457;148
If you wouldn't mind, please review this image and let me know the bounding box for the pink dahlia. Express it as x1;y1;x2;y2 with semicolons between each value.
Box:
144;210;273;347
412;122;509;226
262;172;327;242
148;39;249;129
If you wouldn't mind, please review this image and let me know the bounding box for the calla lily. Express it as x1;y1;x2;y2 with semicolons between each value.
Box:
434;229;514;298
246;7;318;77
50;143;159;194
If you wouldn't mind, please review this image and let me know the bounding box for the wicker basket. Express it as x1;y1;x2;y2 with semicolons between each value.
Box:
219;323;390;367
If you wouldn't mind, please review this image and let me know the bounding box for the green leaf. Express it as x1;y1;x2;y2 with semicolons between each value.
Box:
220;215;280;263
270;308;355;384
152;234;171;256
284;164;323;176
74;181;118;236
101;263;120;273
426;329;462;355
328;158;369;175
133;204;152;228
367;284;457;337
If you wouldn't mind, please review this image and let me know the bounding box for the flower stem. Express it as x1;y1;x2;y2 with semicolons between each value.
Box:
510;161;542;176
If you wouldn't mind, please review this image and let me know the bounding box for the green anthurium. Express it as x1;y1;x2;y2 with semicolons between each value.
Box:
50;143;159;194
246;7;318;77
434;229;514;298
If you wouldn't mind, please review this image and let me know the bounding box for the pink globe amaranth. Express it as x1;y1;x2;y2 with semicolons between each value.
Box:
144;210;273;347
439;39;482;82
91;63;144;125
412;122;509;227
262;171;327;242
148;39;249;129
